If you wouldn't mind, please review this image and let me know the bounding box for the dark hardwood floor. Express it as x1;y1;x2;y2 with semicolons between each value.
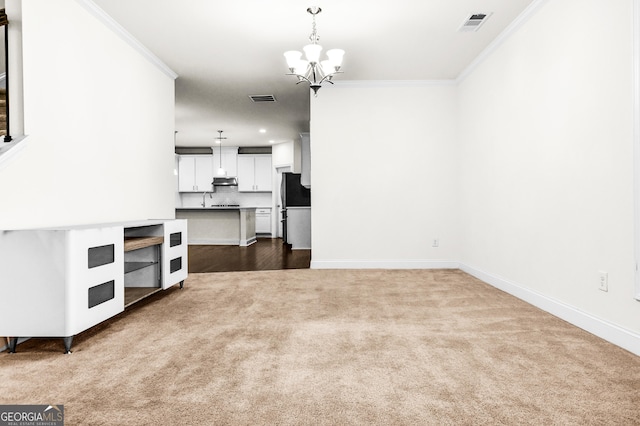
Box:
188;238;311;273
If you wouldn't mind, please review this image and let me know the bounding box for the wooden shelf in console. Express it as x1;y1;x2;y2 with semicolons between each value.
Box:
124;236;164;252
124;287;162;307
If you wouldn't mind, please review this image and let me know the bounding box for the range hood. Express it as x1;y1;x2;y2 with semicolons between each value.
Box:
212;176;238;186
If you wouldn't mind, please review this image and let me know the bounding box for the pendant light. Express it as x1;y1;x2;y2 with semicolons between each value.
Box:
215;130;227;176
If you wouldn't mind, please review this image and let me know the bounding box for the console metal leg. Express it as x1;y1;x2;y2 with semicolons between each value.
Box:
63;336;73;354
8;337;18;353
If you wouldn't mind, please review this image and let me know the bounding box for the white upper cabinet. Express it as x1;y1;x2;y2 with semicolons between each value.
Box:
254;156;273;191
238;155;272;192
178;155;214;192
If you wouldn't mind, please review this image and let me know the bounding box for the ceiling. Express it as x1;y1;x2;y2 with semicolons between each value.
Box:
92;0;535;148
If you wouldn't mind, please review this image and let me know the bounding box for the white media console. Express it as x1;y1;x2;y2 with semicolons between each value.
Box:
0;219;188;353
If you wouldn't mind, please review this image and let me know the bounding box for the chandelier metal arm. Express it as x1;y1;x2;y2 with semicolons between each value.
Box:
318;73;340;85
286;68;342;86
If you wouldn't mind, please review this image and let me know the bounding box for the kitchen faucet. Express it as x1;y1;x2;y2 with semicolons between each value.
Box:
201;191;212;207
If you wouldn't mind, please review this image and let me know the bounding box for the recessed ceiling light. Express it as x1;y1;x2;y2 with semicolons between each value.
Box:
259;129;267;133
269;140;275;144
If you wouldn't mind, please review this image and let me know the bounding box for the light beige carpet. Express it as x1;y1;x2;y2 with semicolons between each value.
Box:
1;269;639;425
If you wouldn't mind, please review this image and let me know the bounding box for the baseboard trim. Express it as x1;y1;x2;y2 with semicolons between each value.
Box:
460;263;640;357
310;260;460;269
240;237;257;247
188;238;239;245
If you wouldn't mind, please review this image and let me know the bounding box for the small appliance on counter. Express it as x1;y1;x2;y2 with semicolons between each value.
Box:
281;172;311;248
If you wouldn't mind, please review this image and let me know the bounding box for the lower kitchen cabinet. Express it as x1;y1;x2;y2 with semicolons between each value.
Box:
255;208;272;235
0;219;187;354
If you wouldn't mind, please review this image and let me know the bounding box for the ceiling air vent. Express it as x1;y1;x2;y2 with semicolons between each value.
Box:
249;95;277;103
458;13;491;32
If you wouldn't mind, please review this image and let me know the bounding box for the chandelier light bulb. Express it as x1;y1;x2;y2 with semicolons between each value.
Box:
303;44;323;64
284;51;302;70
326;49;345;68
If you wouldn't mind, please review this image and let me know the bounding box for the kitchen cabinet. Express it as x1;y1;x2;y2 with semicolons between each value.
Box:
0;219;188;354
178;155;214;192
213;147;238;177
238;154;272;192
256;208;272;235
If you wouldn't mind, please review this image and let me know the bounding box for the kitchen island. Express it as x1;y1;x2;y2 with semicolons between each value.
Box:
176;207;256;246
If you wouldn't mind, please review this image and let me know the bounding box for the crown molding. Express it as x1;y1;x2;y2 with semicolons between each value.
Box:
456;0;549;84
74;0;178;80
332;80;457;88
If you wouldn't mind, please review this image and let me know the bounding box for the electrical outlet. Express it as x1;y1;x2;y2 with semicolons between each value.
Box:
598;271;608;292
432;239;439;248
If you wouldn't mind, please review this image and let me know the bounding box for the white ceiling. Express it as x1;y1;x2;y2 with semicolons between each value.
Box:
92;0;535;148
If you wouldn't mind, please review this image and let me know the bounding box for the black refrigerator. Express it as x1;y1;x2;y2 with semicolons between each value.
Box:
281;173;310;245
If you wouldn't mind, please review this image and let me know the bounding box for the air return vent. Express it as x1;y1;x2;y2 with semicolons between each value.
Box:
249;95;277;103
459;13;491;32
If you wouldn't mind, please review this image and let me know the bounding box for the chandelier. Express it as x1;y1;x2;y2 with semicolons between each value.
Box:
284;7;344;96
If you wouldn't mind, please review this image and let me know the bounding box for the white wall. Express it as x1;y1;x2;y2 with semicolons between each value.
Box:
310;83;460;268
457;0;639;334
0;0;176;229
309;1;640;351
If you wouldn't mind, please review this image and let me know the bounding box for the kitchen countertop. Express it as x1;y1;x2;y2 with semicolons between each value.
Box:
176;206;257;211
